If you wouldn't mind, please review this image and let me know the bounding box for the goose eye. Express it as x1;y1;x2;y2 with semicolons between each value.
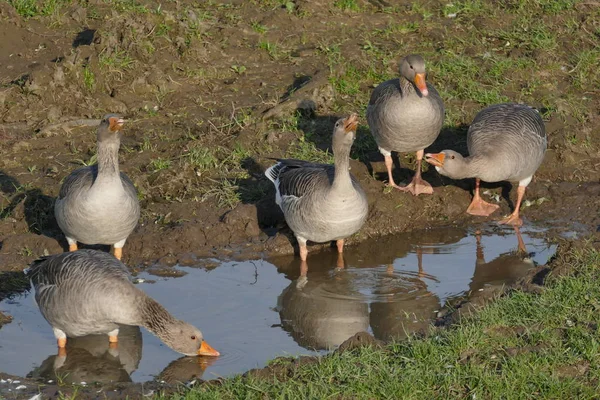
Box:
451;155;455;159
409;65;413;69
191;335;196;340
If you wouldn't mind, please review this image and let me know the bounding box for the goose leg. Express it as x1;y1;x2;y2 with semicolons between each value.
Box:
336;239;344;253
108;328;119;345
467;179;500;216
514;226;527;254
54;327;67;354
297;237;308;261
499;185;526;227
66;237;78;252
384;154;403;189
113;247;123;260
398;150;433;196
113;239;126;260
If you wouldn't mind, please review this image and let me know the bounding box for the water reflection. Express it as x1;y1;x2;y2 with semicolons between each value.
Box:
28;325;142;384
278;226;539;349
157;356;217;384
0;225;555;382
469;226;533;294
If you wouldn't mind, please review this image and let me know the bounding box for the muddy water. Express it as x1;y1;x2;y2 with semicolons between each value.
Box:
0;224;555;384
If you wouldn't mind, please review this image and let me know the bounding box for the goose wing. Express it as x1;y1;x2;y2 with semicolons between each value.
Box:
27;250;130;299
57;166;96;200
265;159;332;209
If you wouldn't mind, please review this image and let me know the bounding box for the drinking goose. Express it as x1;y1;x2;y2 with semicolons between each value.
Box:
26;249;219;357
265;114;368;261
425;103;547;226
367;54;445;195
54;114;140;260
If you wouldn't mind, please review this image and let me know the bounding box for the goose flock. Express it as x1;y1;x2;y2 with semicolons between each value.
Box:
23;54;546;360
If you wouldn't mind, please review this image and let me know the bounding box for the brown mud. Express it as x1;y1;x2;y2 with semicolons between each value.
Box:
0;1;598;275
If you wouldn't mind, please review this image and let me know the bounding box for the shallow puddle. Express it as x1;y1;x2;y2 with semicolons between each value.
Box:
0;224;556;385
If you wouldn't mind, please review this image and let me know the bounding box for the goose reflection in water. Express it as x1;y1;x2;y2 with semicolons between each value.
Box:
29;325;142;384
277;253;369;350
157;355;217;385
277;228;467;349
277;226;541;350
468;226;534;295
369;228;466;341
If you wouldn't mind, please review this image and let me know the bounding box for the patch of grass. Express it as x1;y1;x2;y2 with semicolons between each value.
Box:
570;49;600;91
333;0;360;11
172;246;600;399
8;0;71;18
203;178;241;209
258;40;283;60
148;158;171;172
250;21;268;34
181;146;219;173
83;66;95;92
286;136;334;164
103;0;149;14
99;50;136;71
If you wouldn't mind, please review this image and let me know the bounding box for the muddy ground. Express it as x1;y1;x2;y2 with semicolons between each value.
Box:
0;0;599;396
0;0;599;274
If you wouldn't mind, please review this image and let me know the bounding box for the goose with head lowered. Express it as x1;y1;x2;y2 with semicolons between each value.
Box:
265;114;368;262
425;103;547;226
26;249;219;357
367;54;445;195
54;114;140;260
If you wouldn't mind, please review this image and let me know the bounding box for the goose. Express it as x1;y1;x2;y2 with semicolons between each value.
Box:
26;249;219;357
54;114;140;260
265;113;368;261
425;103;546;226
367;54;445;195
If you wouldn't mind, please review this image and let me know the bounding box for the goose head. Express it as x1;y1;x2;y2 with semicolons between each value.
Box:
162;320;220;357
97;114;125;143
425;150;467;179
332;113;358;153
399;55;429;97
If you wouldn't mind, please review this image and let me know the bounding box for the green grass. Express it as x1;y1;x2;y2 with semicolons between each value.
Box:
286;136;334;164
8;0;71;18
333;0;360;11
148;158;172;172
163;246;600;399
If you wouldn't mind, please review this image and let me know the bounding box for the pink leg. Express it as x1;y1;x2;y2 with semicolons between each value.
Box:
514;225;527;253
499;185;526;227
397;150;433;196
384;155;403;189
467;179;500;216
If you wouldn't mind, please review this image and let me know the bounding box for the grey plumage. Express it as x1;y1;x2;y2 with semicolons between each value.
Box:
55;114;140;256
366;54;445;194
425;103;547;224
428;103;546;183
265;114;368;258
367;76;444;153
27;249;218;357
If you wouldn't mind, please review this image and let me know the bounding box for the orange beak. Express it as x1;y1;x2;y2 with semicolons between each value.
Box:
198;340;220;357
108;117;125;132
414;73;428;97
425;152;445;167
343;113;359;133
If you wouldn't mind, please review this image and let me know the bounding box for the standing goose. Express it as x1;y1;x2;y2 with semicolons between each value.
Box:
26;249;220;357
55;114;140;260
425;103;547;226
265;114;368;261
367;54;444;195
